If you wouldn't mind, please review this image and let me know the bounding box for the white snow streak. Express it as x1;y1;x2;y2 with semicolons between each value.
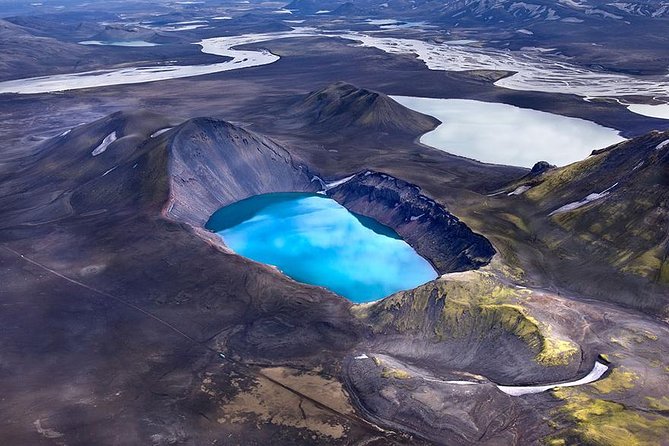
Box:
324;174;356;190
92;131;117;156
508;185;531;196
150;127;173;138
549;182;618;216
497;362;609;396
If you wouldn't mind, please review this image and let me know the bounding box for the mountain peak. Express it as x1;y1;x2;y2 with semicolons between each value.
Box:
289;82;440;135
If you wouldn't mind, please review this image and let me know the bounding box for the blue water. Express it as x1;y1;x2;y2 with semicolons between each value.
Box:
206;192;437;302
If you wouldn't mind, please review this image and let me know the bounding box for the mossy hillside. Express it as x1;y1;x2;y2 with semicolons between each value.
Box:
500;212;530;234
548;188;668;284
381;368;412;380
590;368;638;394
499;133;669;293
369;355;412;380
646;396;669;411
524;154;604;203
522;132;660;206
549;387;669;446
609;327;659;348
362;272;579;366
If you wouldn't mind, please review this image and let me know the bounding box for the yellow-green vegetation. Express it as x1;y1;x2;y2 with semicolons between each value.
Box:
610;328;658;348
551;387;669;446
590;368;638;394
367;272;578;366
544;439;566;446
487;238;526;280
510;144;668;286
380;368;411;380
589;222;603;234
500;212;529;233
646;396;669;411
622;247;665;281
660;259;669;284
525;155;603;202
644;331;658;341
550;203;592;230
372;356;381;367
350;302;374;319
536;337;579;367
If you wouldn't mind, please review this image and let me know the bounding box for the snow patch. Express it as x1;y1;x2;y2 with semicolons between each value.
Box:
354;354;369;360
150;127;173;138
92;131;117;156
656;140;669;151
508;185;531;196
549;183;618;216
101;166;117;177
498;361;609;396
324;174;356;190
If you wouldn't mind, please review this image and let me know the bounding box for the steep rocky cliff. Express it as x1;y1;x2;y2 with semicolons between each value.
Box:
327;171;496;273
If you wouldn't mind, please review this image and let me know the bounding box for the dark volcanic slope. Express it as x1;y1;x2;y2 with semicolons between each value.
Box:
287;82;440;136
0;110;177;232
0;18;88;81
2;108;669;445
0;111;373;445
0;109;529;445
256;82;527;195
164;118;319;225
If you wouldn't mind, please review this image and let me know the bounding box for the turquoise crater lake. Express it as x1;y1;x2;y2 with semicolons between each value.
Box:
206;192;438;302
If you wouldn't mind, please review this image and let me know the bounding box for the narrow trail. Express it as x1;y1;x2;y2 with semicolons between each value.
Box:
2;245;201;345
2;245;391;438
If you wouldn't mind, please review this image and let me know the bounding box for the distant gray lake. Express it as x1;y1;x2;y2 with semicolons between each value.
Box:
206;192;437;302
391;96;626;167
78;40;160;47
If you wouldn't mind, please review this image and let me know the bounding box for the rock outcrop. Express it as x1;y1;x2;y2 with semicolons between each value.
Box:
327;171;496;273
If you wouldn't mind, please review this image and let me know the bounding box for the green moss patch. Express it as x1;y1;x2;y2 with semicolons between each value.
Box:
551;388;669;446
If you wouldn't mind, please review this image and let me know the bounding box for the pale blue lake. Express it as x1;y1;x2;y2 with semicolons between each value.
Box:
206;192;437;302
